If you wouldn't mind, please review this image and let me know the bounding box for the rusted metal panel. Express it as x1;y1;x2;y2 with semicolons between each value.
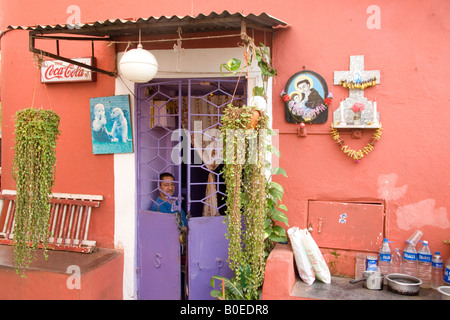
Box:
308;200;385;252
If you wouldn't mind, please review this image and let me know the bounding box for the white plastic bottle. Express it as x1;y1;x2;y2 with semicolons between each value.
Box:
391;248;402;274
401;242;418;277
431;251;443;289
444;258;450;285
417;241;432;288
378;238;391;276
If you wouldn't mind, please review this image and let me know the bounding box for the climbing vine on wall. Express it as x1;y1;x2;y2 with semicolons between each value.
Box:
12;108;60;274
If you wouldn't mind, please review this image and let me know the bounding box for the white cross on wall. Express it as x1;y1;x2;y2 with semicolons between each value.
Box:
333;55;381;128
334;55;380;100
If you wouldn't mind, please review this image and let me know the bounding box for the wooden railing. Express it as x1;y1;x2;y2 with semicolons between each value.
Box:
0;190;103;253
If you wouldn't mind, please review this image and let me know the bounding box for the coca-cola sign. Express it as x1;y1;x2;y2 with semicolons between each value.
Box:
41;57;95;83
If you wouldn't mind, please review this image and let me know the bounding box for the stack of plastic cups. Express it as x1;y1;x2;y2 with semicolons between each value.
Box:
406;230;423;247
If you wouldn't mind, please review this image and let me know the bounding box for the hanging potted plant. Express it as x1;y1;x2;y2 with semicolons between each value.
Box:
211;40;289;299
212;105;288;300
11;107;60;275
218;104;270;300
219;41;277;134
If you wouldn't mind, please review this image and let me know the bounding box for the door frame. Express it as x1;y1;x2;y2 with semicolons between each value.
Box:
113;47;271;299
135;77;245;300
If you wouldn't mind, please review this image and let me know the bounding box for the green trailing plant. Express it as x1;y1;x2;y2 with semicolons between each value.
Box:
212;40;287;300
217;104;288;300
11;108;60;275
220;104;268;299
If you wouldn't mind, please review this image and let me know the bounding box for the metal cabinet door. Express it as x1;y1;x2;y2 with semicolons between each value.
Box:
137;210;181;300
187;216;233;300
308;200;385;252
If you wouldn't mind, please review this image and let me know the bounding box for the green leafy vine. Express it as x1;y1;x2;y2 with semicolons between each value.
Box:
11;108;60;275
217;104;288;300
212;40;287;300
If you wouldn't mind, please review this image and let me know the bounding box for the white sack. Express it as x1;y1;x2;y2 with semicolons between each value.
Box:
299;228;331;284
288;227;315;285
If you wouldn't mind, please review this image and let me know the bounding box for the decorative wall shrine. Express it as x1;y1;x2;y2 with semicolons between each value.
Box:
331;55;383;162
282;70;332;124
333;55;381;128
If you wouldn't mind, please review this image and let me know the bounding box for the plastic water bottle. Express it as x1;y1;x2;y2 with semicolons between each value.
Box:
401;242;418;277
431;251;443;289
417;241;432;288
444;258;450;285
391;248;402;274
378;238;391;276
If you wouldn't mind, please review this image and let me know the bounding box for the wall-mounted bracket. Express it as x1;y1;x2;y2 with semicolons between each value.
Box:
29;32;117;77
297;122;307;137
351;129;363;139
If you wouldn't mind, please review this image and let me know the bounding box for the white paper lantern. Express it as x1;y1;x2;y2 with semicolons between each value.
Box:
119;44;158;83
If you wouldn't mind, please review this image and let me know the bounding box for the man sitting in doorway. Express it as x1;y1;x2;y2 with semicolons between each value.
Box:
151;172;188;236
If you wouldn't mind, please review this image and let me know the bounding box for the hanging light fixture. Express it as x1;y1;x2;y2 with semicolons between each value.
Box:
119;29;159;83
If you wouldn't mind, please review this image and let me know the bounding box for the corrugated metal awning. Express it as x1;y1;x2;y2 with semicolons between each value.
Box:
7;11;288;37
6;11;288;77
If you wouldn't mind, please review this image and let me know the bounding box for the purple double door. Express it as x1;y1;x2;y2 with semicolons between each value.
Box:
135;78;246;299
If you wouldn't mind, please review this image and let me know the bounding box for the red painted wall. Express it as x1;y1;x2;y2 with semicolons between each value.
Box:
1;0;449;265
0;2;117;248
271;0;450;260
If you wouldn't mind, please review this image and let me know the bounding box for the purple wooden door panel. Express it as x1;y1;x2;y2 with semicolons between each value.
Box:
187;216;233;300
137;210;181;300
136;80;183;299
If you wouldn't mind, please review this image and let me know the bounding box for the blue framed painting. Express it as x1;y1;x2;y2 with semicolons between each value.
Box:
89;95;133;154
284;70;329;124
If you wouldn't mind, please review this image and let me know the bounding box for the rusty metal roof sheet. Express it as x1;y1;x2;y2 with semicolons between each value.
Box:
7;11;288;37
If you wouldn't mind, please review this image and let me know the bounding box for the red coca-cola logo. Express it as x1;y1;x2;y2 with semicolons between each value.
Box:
43;62;88;80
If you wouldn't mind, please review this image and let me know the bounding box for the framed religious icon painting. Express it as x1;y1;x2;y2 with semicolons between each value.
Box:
89;94;134;154
283;70;330;124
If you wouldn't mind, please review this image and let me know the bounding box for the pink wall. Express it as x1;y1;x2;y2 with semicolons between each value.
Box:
1;0;449;261
271;0;450;259
0;1;117;247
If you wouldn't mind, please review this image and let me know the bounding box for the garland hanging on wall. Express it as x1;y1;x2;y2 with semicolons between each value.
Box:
330;123;382;162
339;76;377;90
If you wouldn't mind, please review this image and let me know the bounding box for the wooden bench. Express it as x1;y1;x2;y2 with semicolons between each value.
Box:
0;189;103;253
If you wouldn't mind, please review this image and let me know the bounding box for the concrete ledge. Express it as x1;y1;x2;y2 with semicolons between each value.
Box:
261;243;440;300
261;243;301;300
291;275;441;300
0;245;124;299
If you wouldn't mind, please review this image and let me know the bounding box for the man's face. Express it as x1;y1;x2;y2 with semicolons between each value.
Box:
160;176;175;200
298;82;310;94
